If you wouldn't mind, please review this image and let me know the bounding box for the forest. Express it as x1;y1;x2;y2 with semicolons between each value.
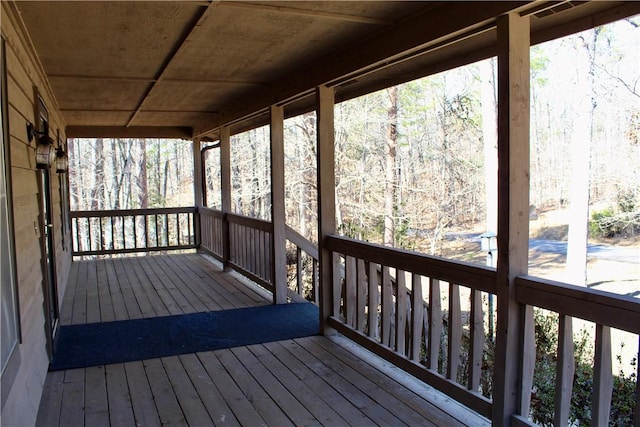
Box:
69;17;639;268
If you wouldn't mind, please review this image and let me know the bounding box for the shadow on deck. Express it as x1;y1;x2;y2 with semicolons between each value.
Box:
36;253;489;426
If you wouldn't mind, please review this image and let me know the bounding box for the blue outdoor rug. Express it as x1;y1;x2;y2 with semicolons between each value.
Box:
49;303;319;371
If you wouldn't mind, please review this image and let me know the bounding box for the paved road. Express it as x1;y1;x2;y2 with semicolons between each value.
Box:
529;239;639;264
446;232;639;264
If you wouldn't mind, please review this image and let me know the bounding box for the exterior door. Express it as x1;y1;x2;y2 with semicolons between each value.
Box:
40;168;58;357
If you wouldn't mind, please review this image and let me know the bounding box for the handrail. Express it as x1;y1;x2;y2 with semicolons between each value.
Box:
285;225;319;303
70;207;197;218
515;275;640;334
285;226;318;259
71;207;197;256
327;235;497;293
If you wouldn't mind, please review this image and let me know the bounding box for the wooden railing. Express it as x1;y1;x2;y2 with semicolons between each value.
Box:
285;226;319;303
513;276;640;426
199;207;225;258
227;213;273;290
199;207;320;300
198;207;274;290
70;207;197;256
325;234;497;419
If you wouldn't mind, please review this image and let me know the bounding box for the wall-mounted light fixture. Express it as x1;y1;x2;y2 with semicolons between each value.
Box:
26;122;55;169
55;145;68;173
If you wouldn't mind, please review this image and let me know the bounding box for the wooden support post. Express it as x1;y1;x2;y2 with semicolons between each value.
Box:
192;138;202;247
270;105;287;304
316;85;336;334
220;126;232;271
493;12;531;427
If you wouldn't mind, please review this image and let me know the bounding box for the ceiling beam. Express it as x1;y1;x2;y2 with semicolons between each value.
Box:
219;2;395;26
126;1;220;127
67;126;192;139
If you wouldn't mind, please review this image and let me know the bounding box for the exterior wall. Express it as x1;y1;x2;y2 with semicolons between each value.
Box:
1;3;72;426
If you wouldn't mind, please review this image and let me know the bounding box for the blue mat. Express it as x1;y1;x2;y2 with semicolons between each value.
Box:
50;303;319;371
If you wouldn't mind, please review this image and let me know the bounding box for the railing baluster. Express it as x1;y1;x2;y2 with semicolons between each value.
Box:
447;283;461;381
312;258;318;304
164;213;169;246
132;215;137;249
593;324;613;426
332;252;342;319
109;216;115;250
121;216;125;249
396;270;408;357
356;259;367;332
381;266;393;348
554;314;575;426
296;247;303;295
176;213;181;246
345;256;357;328
99;216;104;251
368;261;379;339
411;274;424;362
428;278;442;371
469;289;484;392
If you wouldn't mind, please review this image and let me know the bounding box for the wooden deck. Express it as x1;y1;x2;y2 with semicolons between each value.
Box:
36;253;489;427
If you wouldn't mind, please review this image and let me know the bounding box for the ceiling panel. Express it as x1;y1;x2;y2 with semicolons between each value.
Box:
16;1;204;78
49;77;150;111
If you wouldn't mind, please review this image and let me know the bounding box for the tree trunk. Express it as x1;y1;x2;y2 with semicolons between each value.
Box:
384;86;398;247
566;29;600;285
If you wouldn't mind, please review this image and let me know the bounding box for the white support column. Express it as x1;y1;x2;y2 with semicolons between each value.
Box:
220;126;232;270
316;85;336;334
493;12;531;427
270;105;287;304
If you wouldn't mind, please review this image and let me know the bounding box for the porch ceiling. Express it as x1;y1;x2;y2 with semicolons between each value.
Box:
14;1;640;140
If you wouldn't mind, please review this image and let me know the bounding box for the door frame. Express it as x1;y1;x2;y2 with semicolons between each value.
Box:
34;91;58;358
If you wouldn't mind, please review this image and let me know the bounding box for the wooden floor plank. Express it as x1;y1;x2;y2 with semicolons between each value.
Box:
143;358;187;425
301;336;437;426
70;261;88;325
104;260;128;321
120;257;156;318
143;256;196;314
248;343;351;426
58;369;85;427
231;345;318;426
215;348;295;426
128;257;171;318
85;260;100;324
112;258;143;320
316;336;471;427
283;338;401;427
162;255;225;312
96;260;115;322
84;366;108;423
35;370;65;427
105;364;135;426
59;261;78;326
161;356;215;426
178;353;241;427
123;361;161;427
327;335;491;427
137;257;185;316
150;255;209;313
196;351;269;427
264;340;375;426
